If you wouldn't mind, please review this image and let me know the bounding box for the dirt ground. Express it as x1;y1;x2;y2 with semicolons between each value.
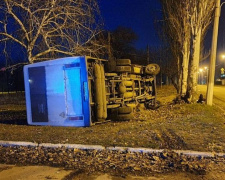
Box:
1;86;225;153
1;86;225;179
0;164;72;180
1;163;225;180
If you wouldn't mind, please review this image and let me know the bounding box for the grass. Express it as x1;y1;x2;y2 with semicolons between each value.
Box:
0;86;225;153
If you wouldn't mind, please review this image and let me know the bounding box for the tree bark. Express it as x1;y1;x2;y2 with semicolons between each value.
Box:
188;28;202;102
181;40;190;97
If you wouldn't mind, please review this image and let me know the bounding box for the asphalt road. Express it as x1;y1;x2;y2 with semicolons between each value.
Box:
212;86;225;103
0;164;185;180
198;85;225;106
1;163;225;180
0;164;73;180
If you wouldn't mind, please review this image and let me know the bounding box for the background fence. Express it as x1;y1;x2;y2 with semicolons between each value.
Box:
0;65;24;94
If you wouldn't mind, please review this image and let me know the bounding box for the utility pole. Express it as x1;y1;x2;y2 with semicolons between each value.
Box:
206;0;221;105
159;46;162;88
147;44;150;64
108;32;112;59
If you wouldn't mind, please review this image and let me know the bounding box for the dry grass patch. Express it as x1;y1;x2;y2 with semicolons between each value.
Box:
0;86;225;153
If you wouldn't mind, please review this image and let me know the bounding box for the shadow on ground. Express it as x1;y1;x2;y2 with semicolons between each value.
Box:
0;110;27;125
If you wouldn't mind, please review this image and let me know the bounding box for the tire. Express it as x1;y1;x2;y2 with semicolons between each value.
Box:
100;65;107;119
126;103;136;109
116;59;131;66
145;100;161;110
114;113;133;121
94;64;103;120
118;106;132;114
107;104;120;109
115;66;131;73
145;64;160;75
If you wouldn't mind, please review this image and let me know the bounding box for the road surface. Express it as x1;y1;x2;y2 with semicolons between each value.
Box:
1;163;225;180
198;85;225;107
0;164;72;180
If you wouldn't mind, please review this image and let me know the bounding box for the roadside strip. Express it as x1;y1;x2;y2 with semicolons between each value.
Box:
0;140;224;158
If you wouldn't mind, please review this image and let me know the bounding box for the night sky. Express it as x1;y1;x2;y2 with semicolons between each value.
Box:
98;0;162;50
1;0;163;67
98;0;225;56
1;1;225;67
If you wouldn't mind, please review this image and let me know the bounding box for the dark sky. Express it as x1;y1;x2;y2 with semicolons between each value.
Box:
98;0;162;50
217;3;225;54
98;0;225;54
1;1;225;67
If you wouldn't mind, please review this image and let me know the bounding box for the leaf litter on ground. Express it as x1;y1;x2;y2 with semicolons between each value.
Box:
0;86;225;153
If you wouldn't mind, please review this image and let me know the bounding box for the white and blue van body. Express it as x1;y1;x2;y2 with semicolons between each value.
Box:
24;56;90;127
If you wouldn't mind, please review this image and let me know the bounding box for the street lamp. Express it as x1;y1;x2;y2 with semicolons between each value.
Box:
206;0;221;105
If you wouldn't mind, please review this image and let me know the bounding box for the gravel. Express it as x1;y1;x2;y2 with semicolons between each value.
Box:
1;142;225;176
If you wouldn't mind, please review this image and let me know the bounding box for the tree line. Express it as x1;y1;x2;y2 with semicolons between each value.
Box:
0;0;217;102
160;0;215;102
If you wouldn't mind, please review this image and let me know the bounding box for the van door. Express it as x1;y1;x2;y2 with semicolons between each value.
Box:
64;64;83;119
28;66;48;122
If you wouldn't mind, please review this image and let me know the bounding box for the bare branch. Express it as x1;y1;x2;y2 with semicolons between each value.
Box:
0;32;26;48
3;0;30;42
0;0;106;63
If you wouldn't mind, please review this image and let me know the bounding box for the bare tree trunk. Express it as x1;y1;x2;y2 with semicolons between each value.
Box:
160;0;214;103
177;56;182;97
181;40;190;97
27;48;33;64
188;28;202;102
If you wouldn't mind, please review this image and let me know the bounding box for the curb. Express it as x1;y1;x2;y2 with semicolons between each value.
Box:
0;140;225;158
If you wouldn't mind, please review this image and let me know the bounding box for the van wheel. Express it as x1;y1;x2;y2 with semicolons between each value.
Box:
118;106;132;114
114;113;133;121
145;100;160;110
115;66;131;73
116;59;131;66
145;64;160;75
